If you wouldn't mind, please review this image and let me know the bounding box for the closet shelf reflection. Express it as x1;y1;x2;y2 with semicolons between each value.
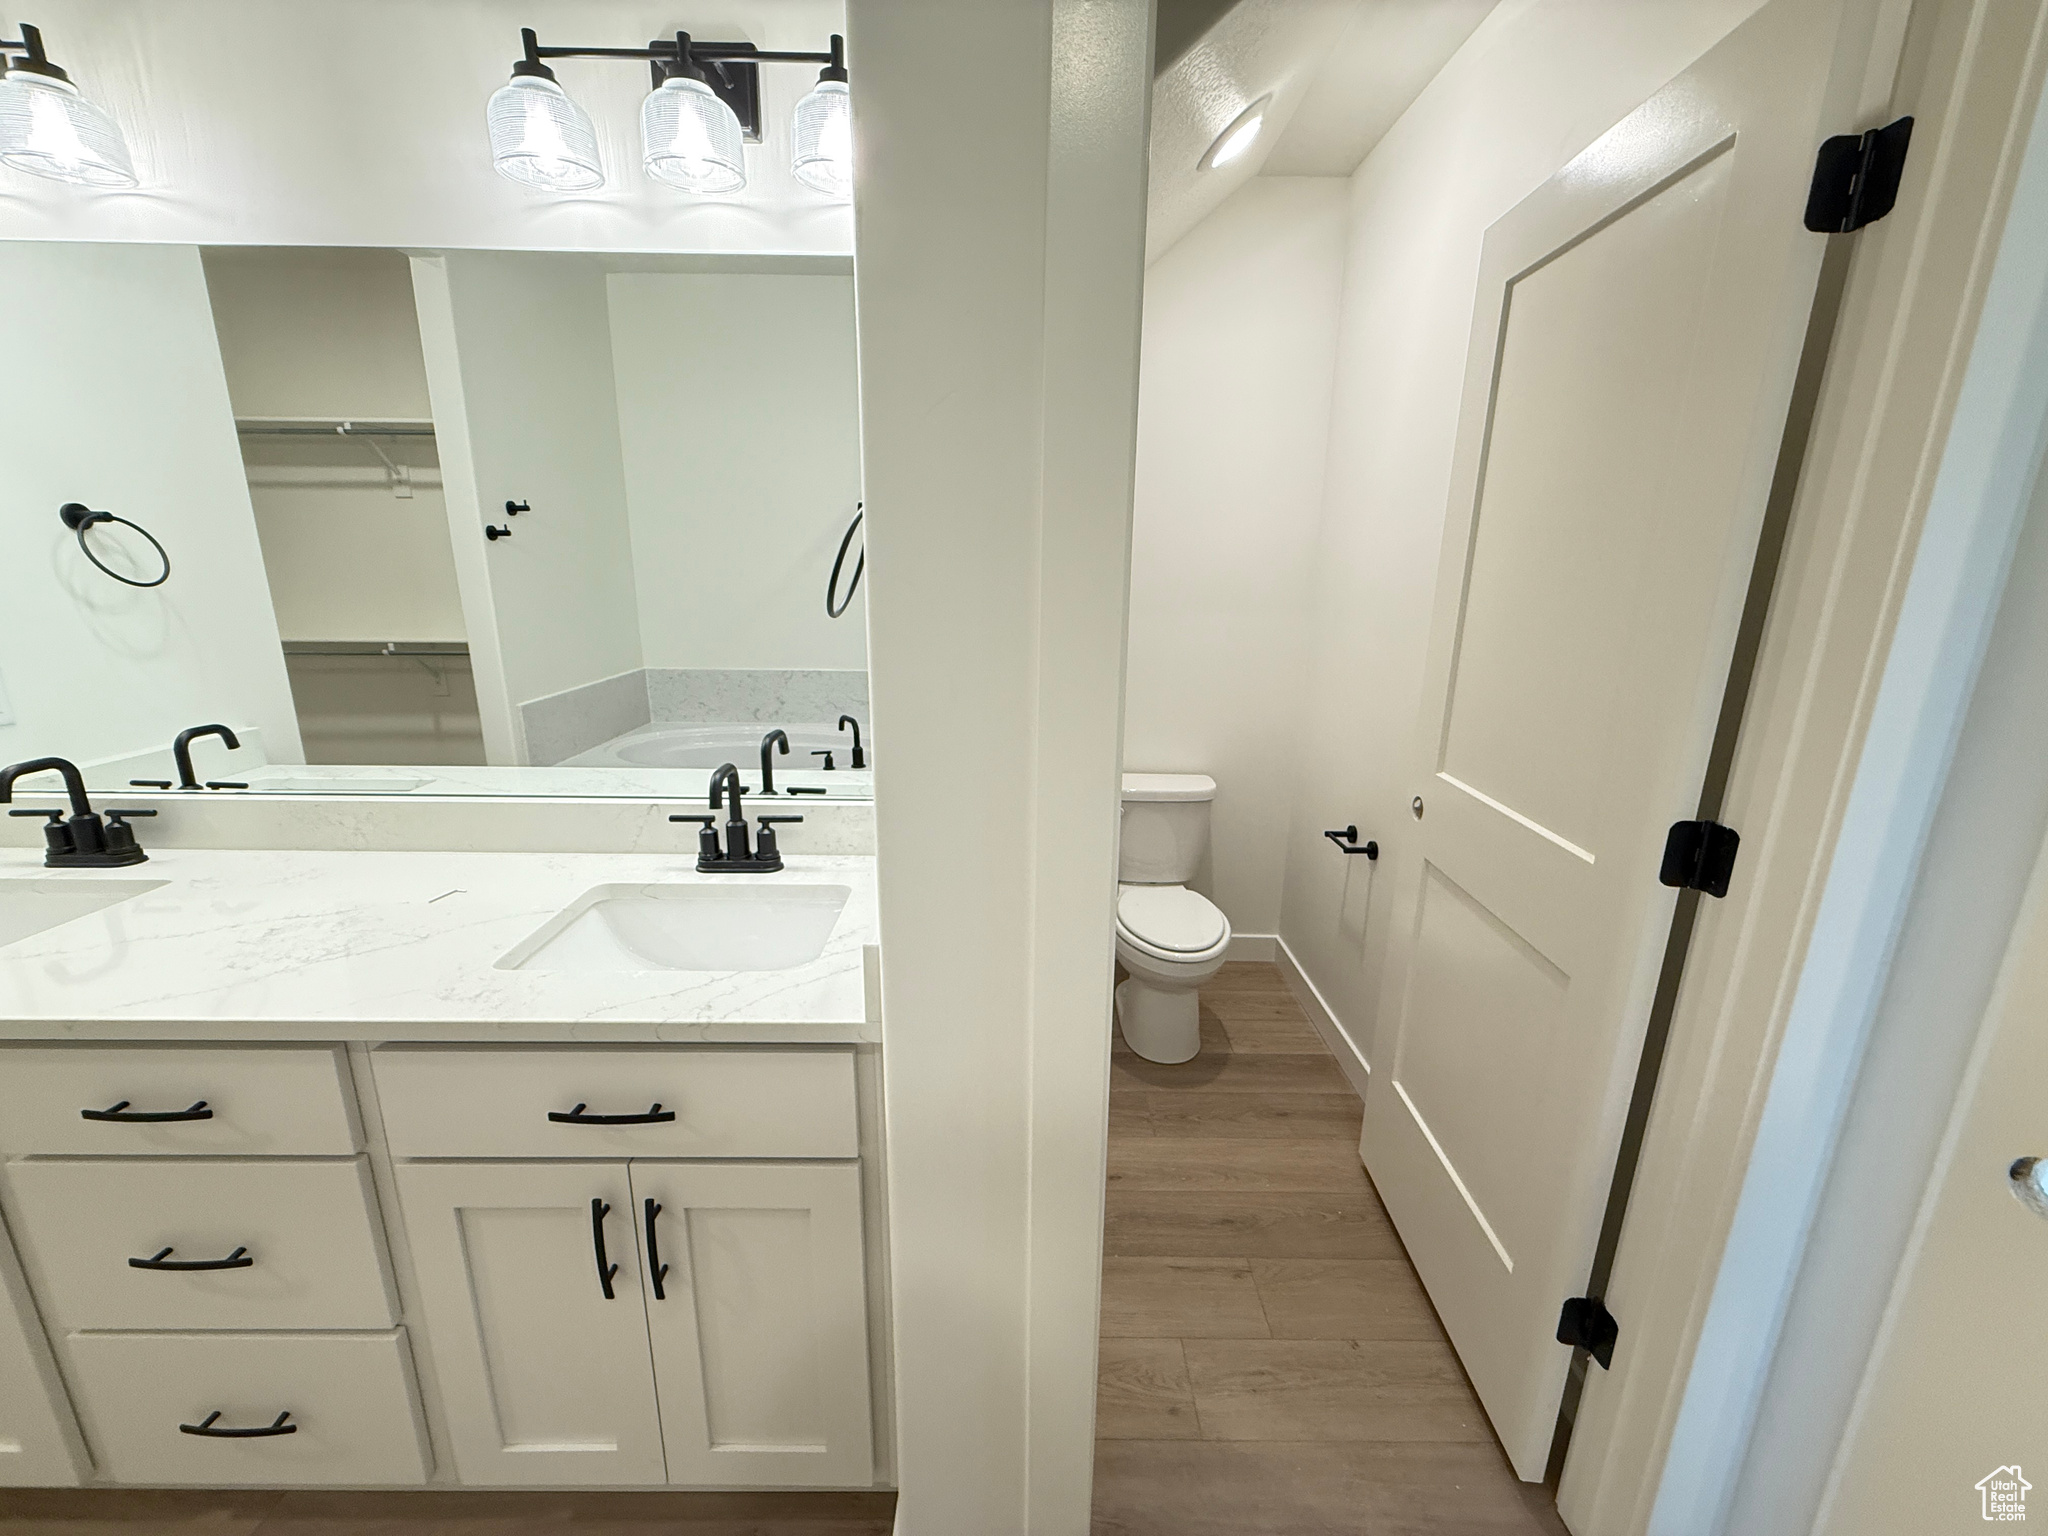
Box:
282;642;470;658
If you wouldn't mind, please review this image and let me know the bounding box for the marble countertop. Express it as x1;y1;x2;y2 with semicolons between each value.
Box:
0;848;878;1044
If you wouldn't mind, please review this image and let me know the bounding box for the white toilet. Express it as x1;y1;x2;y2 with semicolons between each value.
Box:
1114;773;1231;1063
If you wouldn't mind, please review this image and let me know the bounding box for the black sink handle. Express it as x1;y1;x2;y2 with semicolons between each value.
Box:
179;1410;295;1439
548;1102;677;1126
130;1245;252;1272
82;1100;213;1123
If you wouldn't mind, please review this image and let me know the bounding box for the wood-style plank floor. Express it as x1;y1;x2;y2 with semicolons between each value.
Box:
0;1489;897;1535
1094;961;1569;1536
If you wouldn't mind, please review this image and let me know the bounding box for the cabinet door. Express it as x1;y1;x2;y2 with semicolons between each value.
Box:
0;1223;86;1485
631;1162;872;1487
394;1162;663;1485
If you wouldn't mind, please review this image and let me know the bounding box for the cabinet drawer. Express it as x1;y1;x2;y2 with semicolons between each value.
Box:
0;1047;356;1156
372;1048;857;1160
64;1330;427;1486
5;1158;394;1331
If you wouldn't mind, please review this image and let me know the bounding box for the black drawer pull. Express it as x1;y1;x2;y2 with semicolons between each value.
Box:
644;1198;670;1301
549;1102;676;1126
591;1198;618;1300
130;1246;252;1272
82;1100;213;1124
179;1410;295;1438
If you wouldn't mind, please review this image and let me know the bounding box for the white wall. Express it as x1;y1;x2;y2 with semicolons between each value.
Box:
1274;0;1775;1061
0;241;301;775
1123;176;1345;933
204;247;433;420
0;1;851;257
414;252;643;763
606;268;866;670
203;247;464;646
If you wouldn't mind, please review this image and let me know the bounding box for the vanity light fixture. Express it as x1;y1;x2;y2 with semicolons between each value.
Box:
790;37;851;198
487;31;604;192
491;28;851;200
641;36;746;194
0;23;137;188
1200;95;1271;173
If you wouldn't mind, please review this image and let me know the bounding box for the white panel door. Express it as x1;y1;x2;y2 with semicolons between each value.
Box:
630;1161;873;1487
1362;0;1886;1478
394;1162;664;1485
0;1219;85;1485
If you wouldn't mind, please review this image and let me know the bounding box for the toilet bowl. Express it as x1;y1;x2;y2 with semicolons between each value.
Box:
1114;883;1230;1063
1115;773;1230;1063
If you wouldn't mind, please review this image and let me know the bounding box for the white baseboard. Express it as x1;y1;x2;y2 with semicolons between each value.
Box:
1225;933;1278;962
1275;936;1371;1103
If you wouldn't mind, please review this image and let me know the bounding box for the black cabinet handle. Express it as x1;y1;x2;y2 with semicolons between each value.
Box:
179;1410;295;1438
644;1198;670;1301
590;1198;618;1299
82;1100;212;1124
130;1245;252;1272
548;1102;676;1126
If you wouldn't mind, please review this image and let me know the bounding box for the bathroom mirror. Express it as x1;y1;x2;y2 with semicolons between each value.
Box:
0;241;870;800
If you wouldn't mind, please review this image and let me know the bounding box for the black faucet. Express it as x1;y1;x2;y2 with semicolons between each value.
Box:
838;714;866;769
670;762;802;873
759;729;790;795
810;749;836;771
1;757;157;867
172;724;240;791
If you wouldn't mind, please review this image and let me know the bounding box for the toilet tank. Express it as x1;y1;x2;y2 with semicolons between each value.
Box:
1119;773;1216;885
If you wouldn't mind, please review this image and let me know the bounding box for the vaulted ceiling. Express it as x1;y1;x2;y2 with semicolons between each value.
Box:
1147;0;1500;262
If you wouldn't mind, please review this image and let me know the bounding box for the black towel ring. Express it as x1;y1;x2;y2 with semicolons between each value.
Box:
60;503;170;589
827;502;864;619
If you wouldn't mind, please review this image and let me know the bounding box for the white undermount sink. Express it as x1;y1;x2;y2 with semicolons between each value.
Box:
498;882;852;973
0;879;166;949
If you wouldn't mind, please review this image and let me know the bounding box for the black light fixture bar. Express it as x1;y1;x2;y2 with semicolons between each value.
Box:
513;28;845;143
0;22;48;57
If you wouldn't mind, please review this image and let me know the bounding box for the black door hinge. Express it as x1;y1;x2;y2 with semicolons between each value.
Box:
1804;116;1914;233
1660;819;1741;899
1557;1295;1619;1370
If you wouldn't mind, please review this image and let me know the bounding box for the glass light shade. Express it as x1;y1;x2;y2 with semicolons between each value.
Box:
791;79;851;199
487;74;603;192
0;70;136;188
642;74;745;194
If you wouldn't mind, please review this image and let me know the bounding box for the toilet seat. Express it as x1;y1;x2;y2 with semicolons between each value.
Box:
1115;885;1229;965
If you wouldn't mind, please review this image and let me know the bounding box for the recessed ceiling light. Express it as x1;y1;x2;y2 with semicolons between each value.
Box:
1200;95;1270;173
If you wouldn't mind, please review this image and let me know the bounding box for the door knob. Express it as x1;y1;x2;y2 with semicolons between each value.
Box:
1411;796;1425;820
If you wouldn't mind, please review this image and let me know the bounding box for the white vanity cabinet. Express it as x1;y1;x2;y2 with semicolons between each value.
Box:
0;1229;87;1486
378;1047;875;1490
0;1040;881;1492
0;1043;428;1488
